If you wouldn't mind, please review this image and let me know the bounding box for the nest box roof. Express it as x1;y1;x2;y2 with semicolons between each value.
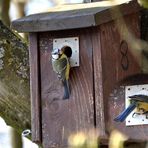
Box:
11;0;140;32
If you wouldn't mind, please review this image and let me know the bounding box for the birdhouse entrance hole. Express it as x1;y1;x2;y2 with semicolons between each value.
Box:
53;37;79;67
61;46;72;58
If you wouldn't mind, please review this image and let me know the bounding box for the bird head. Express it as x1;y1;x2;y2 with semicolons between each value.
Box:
52;48;62;60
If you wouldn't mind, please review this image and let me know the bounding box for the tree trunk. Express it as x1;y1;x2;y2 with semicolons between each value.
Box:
0;20;30;134
11;128;23;148
0;0;10;26
12;0;27;18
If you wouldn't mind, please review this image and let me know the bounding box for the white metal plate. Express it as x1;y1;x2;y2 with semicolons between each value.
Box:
53;37;79;67
125;84;148;126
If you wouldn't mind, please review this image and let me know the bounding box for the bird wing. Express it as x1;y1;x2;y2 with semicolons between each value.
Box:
53;57;68;80
58;57;67;71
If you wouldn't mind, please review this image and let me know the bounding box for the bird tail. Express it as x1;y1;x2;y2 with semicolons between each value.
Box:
114;102;137;122
62;79;70;99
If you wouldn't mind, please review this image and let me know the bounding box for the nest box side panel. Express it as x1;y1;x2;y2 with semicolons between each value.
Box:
39;29;95;148
91;27;107;138
100;12;141;90
29;33;42;143
100;12;147;140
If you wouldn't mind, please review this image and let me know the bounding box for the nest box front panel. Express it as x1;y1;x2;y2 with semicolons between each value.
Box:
39;29;95;147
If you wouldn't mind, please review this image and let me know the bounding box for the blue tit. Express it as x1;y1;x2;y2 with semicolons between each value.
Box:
51;48;70;99
114;94;148;122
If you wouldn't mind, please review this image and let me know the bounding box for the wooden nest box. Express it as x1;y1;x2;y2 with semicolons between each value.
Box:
12;0;148;147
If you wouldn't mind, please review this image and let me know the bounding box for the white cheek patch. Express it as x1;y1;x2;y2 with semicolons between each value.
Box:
52;54;59;60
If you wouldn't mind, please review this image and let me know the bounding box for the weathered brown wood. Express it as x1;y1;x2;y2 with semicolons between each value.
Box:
100;12;141;100
39;29;95;148
11;0;140;32
118;74;148;86
29;33;41;143
92;27;107;138
99;12;145;140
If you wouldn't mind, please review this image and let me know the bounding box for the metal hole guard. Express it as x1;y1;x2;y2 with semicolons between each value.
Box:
22;129;32;137
53;37;79;67
125;84;148;126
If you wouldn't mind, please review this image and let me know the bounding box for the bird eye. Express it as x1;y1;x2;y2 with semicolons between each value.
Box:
53;52;57;55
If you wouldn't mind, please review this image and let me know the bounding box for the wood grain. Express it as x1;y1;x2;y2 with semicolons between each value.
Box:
91;27;107;138
39;29;95;148
29;33;41;143
99;13;147;140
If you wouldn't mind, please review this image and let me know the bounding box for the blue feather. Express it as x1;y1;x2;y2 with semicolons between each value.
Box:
114;102;137;122
63;80;70;99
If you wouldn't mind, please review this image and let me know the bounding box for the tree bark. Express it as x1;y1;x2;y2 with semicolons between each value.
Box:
0;20;30;134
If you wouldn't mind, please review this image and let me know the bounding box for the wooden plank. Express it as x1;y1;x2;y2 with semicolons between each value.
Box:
116;13;141;81
91;27;107;138
100;12;141;102
11;0;140;32
39;29;95;148
29;33;41;143
100;13;145;140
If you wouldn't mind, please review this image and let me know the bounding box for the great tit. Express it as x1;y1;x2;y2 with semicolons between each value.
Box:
114;94;148;122
51;48;70;99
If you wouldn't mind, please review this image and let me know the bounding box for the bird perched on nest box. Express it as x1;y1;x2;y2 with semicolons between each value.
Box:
114;94;148;122
51;48;70;99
